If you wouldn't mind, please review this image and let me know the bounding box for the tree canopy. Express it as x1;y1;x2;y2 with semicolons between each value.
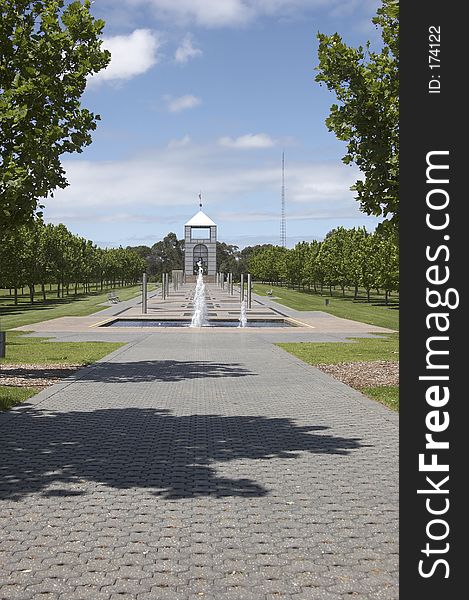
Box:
0;219;146;304
150;233;184;277
0;0;110;229
248;228;398;303
315;0;399;235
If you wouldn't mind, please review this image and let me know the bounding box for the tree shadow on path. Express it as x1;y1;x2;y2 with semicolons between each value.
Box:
0;407;364;501
72;360;256;383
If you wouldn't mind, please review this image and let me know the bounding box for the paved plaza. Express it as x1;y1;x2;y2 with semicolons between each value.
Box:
1;284;398;599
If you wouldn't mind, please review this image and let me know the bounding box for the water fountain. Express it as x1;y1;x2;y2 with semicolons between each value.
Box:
190;262;208;327
101;259;294;328
238;300;247;328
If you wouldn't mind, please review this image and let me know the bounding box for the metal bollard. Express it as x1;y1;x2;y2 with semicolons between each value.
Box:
247;273;252;309
142;272;148;314
0;331;5;358
240;274;244;302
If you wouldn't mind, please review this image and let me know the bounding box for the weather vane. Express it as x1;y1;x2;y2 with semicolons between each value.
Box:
198;192;202;209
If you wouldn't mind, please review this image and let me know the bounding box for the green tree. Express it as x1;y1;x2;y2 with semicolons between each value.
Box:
44;223;74;297
318;228;352;296
216;242;240;276
21;221;45;303
249;245;287;285
315;0;399;233
375;234;399;303
126;245;152;261
151;232;184;279
286;242;310;290
301;240;322;293
344;227;367;299
0;226;26;304
360;233;380;303
0;0;110;229
238;245;265;280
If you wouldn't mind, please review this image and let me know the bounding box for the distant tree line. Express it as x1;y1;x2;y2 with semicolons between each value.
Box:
0;221;398;306
0;220;145;304
248;227;399;304
127;227;398;304
126;233;257;281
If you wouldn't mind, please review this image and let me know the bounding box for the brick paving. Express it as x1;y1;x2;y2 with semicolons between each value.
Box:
1;292;398;600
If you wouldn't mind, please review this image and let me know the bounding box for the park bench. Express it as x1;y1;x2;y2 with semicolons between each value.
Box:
108;292;120;304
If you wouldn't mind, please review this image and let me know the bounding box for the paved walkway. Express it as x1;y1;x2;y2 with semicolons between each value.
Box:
1;288;398;600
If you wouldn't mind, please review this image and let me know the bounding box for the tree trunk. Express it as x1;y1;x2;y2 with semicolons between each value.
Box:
41;283;46;302
329;285;333;296
354;285;358;299
367;288;370;302
385;290;389;305
57;281;60;298
14;288;18;306
29;284;34;304
341;285;345;297
75;282;78;295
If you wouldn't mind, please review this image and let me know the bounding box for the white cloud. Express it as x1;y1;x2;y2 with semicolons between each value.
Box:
47;142;361;215
44;141;380;247
89;29;161;85
166;94;202;112
175;34;202;63
219;133;276;149
168;135;191;148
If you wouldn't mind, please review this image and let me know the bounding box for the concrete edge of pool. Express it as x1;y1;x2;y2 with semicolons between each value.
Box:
93;317;310;329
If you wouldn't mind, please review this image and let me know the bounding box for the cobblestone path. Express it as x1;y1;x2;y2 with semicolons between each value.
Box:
0;331;398;600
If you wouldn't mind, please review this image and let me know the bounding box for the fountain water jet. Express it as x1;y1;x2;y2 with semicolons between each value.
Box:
238;300;247;328
190;262;208;327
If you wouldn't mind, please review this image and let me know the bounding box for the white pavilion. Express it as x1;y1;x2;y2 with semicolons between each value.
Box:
184;209;217;282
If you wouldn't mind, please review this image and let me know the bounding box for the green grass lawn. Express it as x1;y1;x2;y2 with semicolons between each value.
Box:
277;334;399;411
1;331;124;365
361;386;399;411
0;283;156;331
0;385;40;411
278;333;399;365
253;283;399;331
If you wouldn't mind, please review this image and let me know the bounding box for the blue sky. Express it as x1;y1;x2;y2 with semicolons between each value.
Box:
44;0;382;249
